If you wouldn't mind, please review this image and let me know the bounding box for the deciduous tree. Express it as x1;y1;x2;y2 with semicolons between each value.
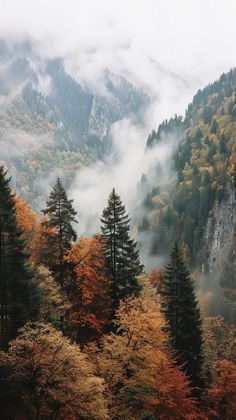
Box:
65;236;111;343
0;322;109;420
206;360;236;419
33;265;70;328
15;195;38;257
95;281;199;419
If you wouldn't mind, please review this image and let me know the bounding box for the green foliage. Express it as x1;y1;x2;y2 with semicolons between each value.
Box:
0;43;149;211
0;166;40;348
160;243;203;389
142;68;236;260
42;177;78;286
101;188;142;309
147;115;183;147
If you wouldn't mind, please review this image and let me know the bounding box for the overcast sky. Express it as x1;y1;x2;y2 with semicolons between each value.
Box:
0;0;236;124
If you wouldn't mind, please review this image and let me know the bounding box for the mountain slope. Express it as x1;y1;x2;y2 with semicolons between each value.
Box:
140;69;236;310
0;39;149;209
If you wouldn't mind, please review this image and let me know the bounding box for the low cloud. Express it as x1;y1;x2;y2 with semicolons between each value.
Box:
0;1;236;121
69;117;176;245
0;0;236;272
0;129;54;160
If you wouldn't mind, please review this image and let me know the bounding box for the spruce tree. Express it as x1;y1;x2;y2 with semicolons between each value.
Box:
0;166;39;349
101;188;142;309
160;243;203;389
42;178;77;287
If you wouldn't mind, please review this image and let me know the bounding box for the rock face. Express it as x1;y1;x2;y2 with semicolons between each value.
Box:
201;183;236;285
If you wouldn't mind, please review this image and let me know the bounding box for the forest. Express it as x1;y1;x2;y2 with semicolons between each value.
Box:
0;5;236;417
0;166;236;420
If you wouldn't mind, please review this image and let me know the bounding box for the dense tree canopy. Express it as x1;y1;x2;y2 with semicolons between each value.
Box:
0;322;109;420
0;66;236;419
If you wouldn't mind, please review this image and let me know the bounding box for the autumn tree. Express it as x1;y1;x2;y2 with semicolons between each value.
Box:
101;188;142;310
94;281;200;419
65;235;111;343
203;316;236;382
0;166;39;349
206;360;236;419
160;243;203;390
148;268;163;291
42;178;77;287
33;265;71;328
0;322;109;420
15;195;38;257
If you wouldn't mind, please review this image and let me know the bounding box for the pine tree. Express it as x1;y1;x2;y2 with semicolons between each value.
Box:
42;178;77;287
160;243;203;390
0;166;39;349
101;188;142;309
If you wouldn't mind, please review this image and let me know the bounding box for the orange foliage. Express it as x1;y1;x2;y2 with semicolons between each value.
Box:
206;360;236;419
14;196;58;267
15;195;37;234
65;236;111;343
207;165;214;175
203;316;236;377
15;195;38;256
148;268;163;290
97;283;202;419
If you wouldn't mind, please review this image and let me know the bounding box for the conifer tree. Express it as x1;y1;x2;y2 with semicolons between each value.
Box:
42;178;77;287
101;188;142;309
160;243;203;389
0;166;39;349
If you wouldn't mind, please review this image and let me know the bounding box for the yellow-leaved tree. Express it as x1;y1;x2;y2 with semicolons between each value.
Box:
91;280;202;419
0;322;109;420
33;265;71;327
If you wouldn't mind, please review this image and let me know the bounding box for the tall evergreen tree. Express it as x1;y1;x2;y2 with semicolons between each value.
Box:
42;178;77;287
101;188;142;309
0;166;39;349
160;243;203;390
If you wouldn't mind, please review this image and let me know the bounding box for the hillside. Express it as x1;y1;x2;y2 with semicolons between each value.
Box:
0;39;149;209
139;69;236;312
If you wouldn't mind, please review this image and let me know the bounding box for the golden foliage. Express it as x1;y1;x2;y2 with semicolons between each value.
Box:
95;282;200;419
15;194;38;256
33;265;71;327
2;322;109;420
65;235;111;342
206;360;236;419
203;316;236;378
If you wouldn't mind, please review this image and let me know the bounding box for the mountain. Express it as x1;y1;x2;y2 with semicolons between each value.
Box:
139;69;236;317
0;39;149;209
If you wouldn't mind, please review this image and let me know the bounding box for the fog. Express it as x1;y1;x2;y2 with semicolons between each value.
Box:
69;118;176;232
1;0;236;122
0;0;236;272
